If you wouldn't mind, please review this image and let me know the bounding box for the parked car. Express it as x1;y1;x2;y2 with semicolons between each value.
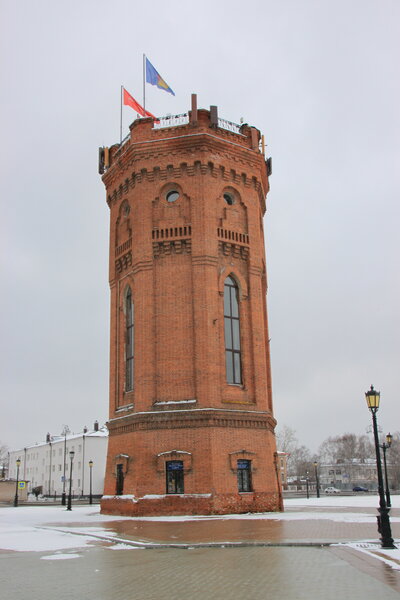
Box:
324;487;341;494
353;486;368;492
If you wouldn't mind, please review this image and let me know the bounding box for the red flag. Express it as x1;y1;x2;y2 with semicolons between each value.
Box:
123;87;158;121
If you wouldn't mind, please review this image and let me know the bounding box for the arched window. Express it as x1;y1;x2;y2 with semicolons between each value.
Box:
125;287;134;391
224;276;242;384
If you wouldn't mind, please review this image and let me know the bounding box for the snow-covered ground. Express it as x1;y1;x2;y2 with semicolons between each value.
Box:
0;496;399;571
285;495;400;509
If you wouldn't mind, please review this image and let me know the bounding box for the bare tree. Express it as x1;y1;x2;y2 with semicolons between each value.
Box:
276;425;314;476
0;442;8;477
388;431;400;489
276;424;298;456
318;433;374;464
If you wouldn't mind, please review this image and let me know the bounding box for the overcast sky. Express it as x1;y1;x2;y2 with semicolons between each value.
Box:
1;0;399;454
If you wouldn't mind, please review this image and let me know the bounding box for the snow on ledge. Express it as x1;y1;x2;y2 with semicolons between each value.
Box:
102;493;212;501
102;495;138;502
141;494;212;499
157;450;192;456
154;399;197;405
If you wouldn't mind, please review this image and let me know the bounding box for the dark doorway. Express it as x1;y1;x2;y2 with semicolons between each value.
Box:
116;463;124;495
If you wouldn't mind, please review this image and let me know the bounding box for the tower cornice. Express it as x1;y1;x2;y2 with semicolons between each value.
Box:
105;153;268;214
107;407;277;435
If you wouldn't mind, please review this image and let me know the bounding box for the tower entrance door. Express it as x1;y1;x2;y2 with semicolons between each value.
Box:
166;461;184;494
116;463;124;495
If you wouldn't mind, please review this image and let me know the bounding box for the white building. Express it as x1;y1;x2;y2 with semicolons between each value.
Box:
8;422;108;498
318;459;383;491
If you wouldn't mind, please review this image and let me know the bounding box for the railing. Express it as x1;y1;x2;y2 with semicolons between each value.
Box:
115;114;243;150
217;228;249;245
115;238;132;257
153;113;243;134
152;225;192;240
218;118;243;135
153;113;189;129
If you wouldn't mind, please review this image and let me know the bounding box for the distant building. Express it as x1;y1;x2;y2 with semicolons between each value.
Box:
7;422;108;498
277;452;289;489
318;459;389;491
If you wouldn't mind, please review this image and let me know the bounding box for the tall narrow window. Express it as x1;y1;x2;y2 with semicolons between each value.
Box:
116;464;124;495
125;288;134;391
224;276;242;384
237;460;252;492
166;461;184;494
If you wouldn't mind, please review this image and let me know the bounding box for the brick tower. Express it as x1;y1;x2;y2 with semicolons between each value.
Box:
99;96;282;515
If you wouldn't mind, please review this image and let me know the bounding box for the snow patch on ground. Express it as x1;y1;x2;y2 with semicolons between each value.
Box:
284;495;400;509
41;553;82;560
336;541;400;571
109;543;144;550
0;496;399;563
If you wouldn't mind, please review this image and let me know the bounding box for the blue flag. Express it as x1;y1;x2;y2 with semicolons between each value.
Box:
145;57;175;96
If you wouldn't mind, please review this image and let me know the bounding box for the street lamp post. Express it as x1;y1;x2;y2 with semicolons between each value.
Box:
365;385;396;549
61;425;69;506
313;461;320;498
89;460;93;504
66;450;75;511
381;433;392;508
305;471;309;499
13;458;21;507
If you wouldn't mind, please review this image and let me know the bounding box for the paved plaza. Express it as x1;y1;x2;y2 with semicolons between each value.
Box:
2;545;400;600
1;498;399;599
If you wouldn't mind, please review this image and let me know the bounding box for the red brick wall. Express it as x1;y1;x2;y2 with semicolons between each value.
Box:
100;104;282;515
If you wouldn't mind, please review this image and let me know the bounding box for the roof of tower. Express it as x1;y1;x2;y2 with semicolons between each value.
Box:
99;95;271;213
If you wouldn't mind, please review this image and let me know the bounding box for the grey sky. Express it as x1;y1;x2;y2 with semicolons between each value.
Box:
1;0;399;454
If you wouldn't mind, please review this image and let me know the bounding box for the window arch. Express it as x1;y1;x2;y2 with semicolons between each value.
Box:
125;287;134;391
224;276;242;384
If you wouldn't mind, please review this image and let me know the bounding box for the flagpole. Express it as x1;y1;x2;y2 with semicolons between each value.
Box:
143;53;146;113
120;85;123;144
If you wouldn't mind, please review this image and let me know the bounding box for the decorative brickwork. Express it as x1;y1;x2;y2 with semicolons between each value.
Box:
100;100;282;515
115;251;132;273
218;241;249;260
153;238;192;258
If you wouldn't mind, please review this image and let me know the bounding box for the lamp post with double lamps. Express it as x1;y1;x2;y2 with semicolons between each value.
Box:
13;458;21;507
66;450;75;511
365;385;396;549
381;433;392;508
313;461;320;498
89;460;93;504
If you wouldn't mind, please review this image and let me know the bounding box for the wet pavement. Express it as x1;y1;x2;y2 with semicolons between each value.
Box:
2;545;400;599
98;514;386;546
51;504;400;547
1;503;399;598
